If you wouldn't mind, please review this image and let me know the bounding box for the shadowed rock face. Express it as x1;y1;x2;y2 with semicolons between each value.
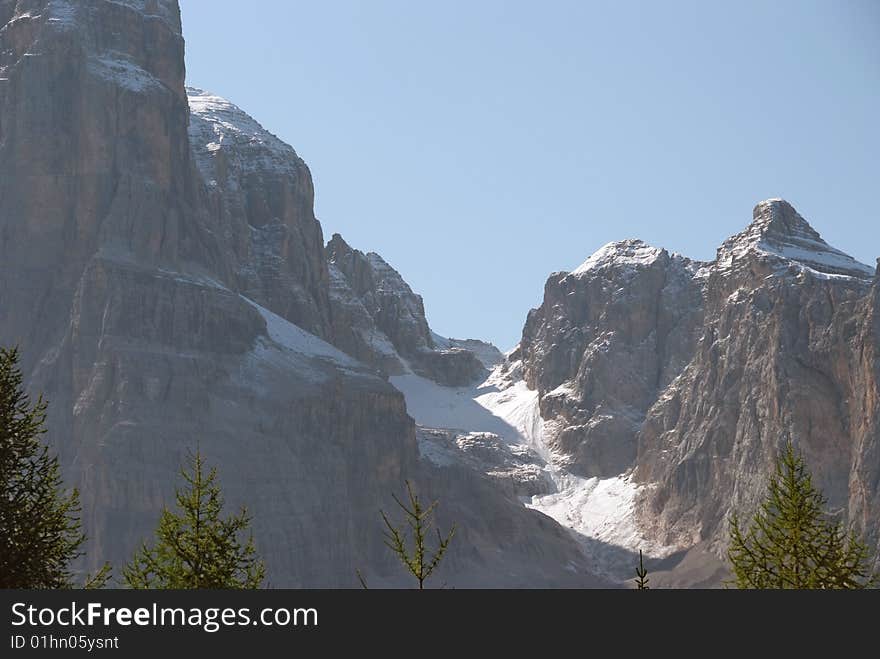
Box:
0;0;415;585
1;0;605;587
0;0;205;361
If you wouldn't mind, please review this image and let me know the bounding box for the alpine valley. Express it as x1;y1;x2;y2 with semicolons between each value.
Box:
1;0;877;587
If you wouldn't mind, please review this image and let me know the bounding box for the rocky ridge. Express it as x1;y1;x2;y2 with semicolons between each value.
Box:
325;233;499;385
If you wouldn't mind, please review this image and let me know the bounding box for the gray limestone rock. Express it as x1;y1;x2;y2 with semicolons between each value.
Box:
635;200;879;557
326;232;497;385
0;0;604;587
518;239;705;477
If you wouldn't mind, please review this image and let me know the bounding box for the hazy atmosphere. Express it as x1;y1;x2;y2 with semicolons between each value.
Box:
180;0;879;349
3;0;880;600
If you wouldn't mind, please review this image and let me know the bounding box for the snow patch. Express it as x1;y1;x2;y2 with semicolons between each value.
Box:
392;362;676;579
389;372;523;440
87;55;162;93
474;380;546;457
528;472;659;555
761;242;874;280
242;297;362;368
571;239;664;276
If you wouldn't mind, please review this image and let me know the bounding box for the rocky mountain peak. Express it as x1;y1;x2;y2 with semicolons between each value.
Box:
326;233;430;332
326;233;497;385
751;198;821;241
7;0;182;32
327;232;353;258
187;87;305;185
717;198;874;280
569;239;666;276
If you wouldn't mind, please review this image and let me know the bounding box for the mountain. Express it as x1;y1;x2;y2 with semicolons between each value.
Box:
326;233;500;385
497;198;878;583
515;239;706;478
2;1;875;589
0;0;604;587
636;200;879;564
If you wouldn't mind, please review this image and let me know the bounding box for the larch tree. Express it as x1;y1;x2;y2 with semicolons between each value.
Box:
728;441;876;589
379;480;455;589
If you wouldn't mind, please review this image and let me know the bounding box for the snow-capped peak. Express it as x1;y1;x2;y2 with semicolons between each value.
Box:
717;198;874;280
186;87;303;183
570;239;665;276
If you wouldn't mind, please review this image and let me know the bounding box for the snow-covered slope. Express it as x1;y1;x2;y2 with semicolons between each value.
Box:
391;361;675;580
243;297;361;369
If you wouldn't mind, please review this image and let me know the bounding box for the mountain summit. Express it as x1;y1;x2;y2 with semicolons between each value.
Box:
718;198;874;279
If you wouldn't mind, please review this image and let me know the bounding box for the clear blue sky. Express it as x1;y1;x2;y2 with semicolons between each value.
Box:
180;0;879;350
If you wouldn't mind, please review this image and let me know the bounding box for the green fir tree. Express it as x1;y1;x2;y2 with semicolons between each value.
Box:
123;449;265;589
0;346;109;589
728;441;877;589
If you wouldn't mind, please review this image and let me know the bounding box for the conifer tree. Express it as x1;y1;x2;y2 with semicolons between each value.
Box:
0;346;108;588
728;441;877;589
381;480;455;589
123;449;265;589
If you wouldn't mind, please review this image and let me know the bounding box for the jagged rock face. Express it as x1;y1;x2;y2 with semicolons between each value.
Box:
48;258;423;585
187;88;331;338
635;200;880;555
850;268;880;551
326;233;493;385
435;336;504;370
324;235;408;374
1;0;603;586
517;240;705;476
327;233;433;359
